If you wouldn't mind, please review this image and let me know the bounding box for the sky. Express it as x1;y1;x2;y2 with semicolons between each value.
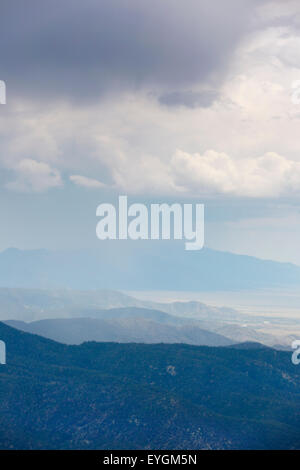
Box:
1;0;300;263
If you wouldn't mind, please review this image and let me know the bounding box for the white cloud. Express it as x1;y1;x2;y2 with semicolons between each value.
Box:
171;150;300;197
6;159;62;193
70;174;106;189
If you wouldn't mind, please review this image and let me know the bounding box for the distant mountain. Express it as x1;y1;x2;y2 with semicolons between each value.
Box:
210;323;281;348
5;316;234;347
0;321;300;449
0;286;246;323
0;287;143;321
228;342;271;350
0;290;290;348
0;246;300;291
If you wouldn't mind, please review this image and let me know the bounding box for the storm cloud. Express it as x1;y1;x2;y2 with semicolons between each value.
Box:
0;0;262;103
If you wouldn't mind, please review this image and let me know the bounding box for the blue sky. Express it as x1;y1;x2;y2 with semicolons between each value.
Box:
1;0;300;263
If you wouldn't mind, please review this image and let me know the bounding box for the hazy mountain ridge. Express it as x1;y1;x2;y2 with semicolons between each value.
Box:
5;317;234;347
1;246;300;291
0;286;291;325
0;287;141;320
0;289;294;348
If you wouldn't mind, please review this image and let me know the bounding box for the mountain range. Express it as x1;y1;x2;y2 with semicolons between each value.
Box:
0;321;300;449
1;246;300;291
5;307;283;348
0;289;294;348
5;316;234;346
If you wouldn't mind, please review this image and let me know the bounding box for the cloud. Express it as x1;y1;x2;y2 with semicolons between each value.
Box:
6;159;62;192
171;150;300;197
158;90;219;109
70;174;106;189
0;0;261;103
0;1;299;201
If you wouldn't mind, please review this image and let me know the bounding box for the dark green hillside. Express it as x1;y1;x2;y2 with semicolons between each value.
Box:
0;321;300;449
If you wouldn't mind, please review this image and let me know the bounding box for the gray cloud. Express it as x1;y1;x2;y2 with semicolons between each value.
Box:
159;90;219;108
0;0;262;103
